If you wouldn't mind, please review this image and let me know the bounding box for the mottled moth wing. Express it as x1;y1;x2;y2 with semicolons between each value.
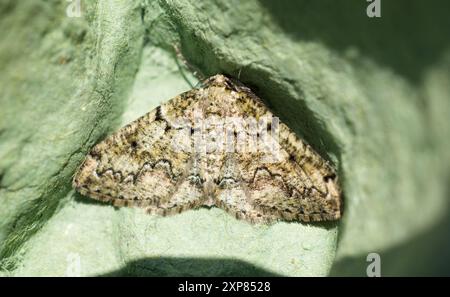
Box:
73;89;205;215
73;75;342;223
226;102;341;223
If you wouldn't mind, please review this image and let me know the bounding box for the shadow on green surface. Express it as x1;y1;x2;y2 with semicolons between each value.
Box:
259;0;450;85
99;257;281;277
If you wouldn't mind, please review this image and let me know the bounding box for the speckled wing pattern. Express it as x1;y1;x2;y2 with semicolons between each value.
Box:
73;75;341;223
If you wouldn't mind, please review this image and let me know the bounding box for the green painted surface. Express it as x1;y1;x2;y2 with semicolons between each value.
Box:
0;0;449;276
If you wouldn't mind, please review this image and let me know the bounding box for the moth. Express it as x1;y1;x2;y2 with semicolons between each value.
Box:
73;75;341;223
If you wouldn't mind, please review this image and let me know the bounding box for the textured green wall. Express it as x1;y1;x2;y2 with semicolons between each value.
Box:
0;0;449;276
